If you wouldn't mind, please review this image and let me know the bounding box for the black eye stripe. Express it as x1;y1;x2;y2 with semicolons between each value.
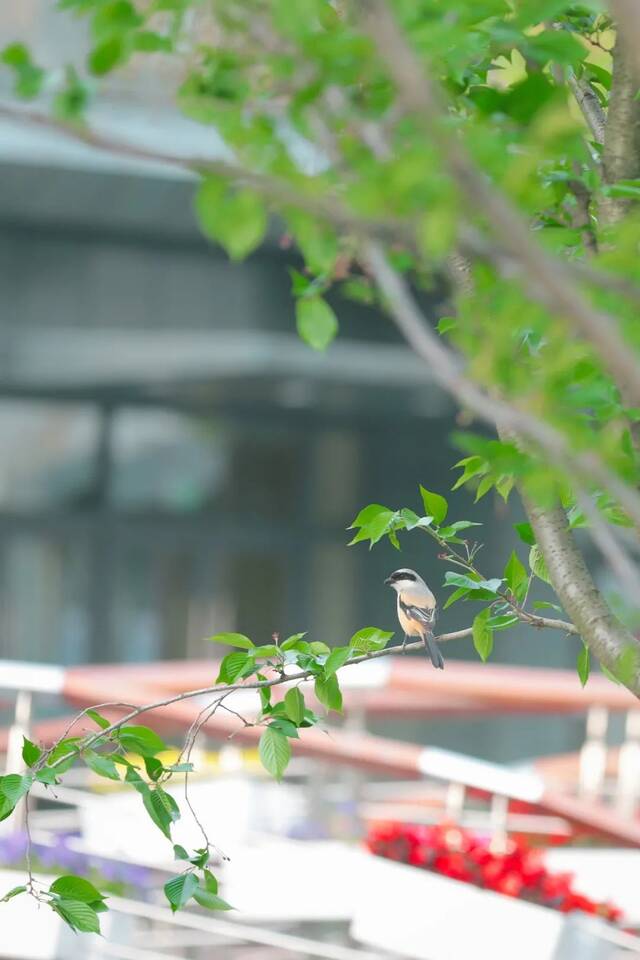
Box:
392;571;417;582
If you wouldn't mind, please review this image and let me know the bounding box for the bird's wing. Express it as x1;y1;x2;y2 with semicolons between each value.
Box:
399;599;437;632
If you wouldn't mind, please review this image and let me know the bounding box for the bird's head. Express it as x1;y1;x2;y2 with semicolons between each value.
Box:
384;568;426;592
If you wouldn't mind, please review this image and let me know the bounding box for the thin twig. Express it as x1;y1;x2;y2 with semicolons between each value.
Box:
363;241;640;531
1;101;639;309
358;0;640;408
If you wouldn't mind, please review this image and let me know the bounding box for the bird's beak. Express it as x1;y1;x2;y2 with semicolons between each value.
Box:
384;576;392;586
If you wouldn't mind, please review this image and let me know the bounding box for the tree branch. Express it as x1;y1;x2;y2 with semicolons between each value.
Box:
1;102;639;309
358;0;640;408
608;1;640;81
363;241;640;531
599;36;640;227
0;103;404;244
42;612;584;771
567;72;606;145
525;499;640;694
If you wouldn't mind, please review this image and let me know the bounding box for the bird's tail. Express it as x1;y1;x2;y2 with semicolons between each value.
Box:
424;632;444;670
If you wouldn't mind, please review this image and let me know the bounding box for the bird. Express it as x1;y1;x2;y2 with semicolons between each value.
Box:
384;568;444;669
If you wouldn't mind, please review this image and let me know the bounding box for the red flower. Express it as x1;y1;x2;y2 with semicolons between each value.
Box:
365;821;622;924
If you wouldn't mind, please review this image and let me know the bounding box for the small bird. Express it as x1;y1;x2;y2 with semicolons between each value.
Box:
384;568;444;669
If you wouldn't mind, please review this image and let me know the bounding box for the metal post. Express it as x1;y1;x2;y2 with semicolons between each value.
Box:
616;710;640;819
1;689;32;833
578;706;609;801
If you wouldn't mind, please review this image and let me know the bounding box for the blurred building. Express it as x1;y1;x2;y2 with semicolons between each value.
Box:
0;3;591;761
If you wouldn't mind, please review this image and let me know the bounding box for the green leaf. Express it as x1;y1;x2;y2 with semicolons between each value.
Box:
486;614;519;631
284;687;305;725
52;898;101;934
419;486;448;525
437;521;481;540
577;644;590;687
529;545;552;585
173;844;190;861
143;786;180;839
324;646;352;678
437;316;457;335
349;504;392;529
164;872;199;913
1;885;27;902
349;626;393;652
472;609;494;662
50;875;105;904
504;550;528;603
268;718;300;739
286;211;338;275
348;508;397;548
444;572;503;594
144;756;165;781
443;586;469;609
296;296;338;351
514;522;535;546
84;749;121;781
86;709;111;730
0;774;33;806
526;30;586;67
22;737;41;767
259;726;291;781
119;725;166;756
216;651;253;684
207;632;254;650
309;641;331;656
601;664;620;685
253;644;279;659
88;36;125;75
195;179;267;260
193;887;233;911
314;674;343;713
533;600;562;611
281;632;307;650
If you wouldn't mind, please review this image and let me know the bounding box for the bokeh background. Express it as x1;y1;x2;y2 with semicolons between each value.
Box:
0;2;613;768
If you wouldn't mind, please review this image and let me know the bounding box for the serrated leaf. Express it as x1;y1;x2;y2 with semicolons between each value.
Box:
504;550;528;603
84;749;121;781
577;644;590;687
529;545;552;585
119;725;166;757
314;675;343;713
142;787;180;839
216;651;252;684
86;709;111;730
443;586;469;609
444;572;503;594
472;609;494;662
1;885;27;902
284;687;305;725
324;646;352;678
144;756;165;782
268;718;299;739
514;522;535;546
195;179;267;260
207;632;254;650
51;898;101;933
349;626;393;652
193;887;233;911
281;632;307;650
259;727;291;781
419;486;448;525
50;875;105;904
296;296;338;351
22;737;41;767
253;644;279;659
164;872;199;913
0;774;33;806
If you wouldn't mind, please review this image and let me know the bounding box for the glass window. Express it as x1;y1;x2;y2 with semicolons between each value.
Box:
0;402;99;510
